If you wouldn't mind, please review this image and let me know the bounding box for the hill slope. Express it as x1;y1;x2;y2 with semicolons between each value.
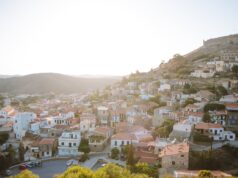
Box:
156;33;238;78
0;73;120;94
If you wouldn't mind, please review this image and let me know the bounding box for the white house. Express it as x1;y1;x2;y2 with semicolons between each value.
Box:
58;131;81;156
188;112;203;125
154;137;174;154
159;83;171;92
153;106;172;126
13;112;37;139
111;133;138;150
213;131;236;141
191;68;215;78
59;111;75;120
80;115;96;133
195;123;235;141
29;120;41;134
97;106;109;125
220;94;238;103
173;122;192;134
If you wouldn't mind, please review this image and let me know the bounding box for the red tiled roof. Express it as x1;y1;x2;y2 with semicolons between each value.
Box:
159;143;189;157
189;112;203;117
39;138;55;145
225;103;238;109
195;122;223;130
53;125;69;129
135;150;158;164
95;127;111;134
111;133;137;140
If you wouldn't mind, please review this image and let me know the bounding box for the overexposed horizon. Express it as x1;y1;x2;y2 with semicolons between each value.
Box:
0;0;238;76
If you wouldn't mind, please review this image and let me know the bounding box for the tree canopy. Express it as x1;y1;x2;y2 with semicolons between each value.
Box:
56;164;150;178
152;119;175;138
78;139;90;154
0;132;9;145
10;170;39;178
203;103;225;112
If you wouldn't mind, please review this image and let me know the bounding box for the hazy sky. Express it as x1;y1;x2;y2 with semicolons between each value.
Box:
0;0;238;76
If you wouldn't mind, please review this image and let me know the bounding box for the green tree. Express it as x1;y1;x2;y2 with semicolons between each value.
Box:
204;103;225;112
203;112;211;123
232;65;238;77
0;154;8;171
6;144;16;166
149;95;161;105
183;98;197;107
95;163;131;178
0;132;9;145
10;170;39;178
111;147;120;160
152;119;175;138
78;139;90;154
183;84;197;94
216;85;228;98
18;142;25;162
132;163;158;178
55;165;93;178
126;144;138;167
14;164;150;178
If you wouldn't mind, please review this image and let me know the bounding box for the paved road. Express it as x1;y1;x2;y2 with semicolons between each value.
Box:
9;152;125;178
10;159;70;178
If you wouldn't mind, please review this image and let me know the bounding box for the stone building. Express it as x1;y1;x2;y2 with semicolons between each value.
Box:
159;142;189;170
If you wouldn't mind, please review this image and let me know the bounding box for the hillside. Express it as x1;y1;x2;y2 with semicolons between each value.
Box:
155;33;238;78
0;73;120;94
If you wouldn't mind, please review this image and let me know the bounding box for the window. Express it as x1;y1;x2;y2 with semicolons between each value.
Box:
73;143;76;146
47;152;49;155
115;141;117;146
94;145;97;147
172;161;175;165
230;136;233;139
181;155;184;157
127;141;129;145
61;142;64;146
122;141;124;145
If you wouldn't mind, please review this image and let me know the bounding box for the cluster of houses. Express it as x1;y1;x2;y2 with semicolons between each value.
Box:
191;50;238;78
0;68;238;177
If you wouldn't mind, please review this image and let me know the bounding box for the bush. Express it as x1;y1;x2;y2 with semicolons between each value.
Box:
203;112;211;123
193;132;211;143
204;103;225;112
111;147;120;160
183;98;197;107
152;119;175;138
183;84;198;94
78;139;90;154
0;133;9;145
198;170;212;178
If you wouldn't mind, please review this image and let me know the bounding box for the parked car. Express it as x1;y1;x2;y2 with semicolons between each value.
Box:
34;160;42;167
66;159;78;166
0;169;12;176
25;162;33;168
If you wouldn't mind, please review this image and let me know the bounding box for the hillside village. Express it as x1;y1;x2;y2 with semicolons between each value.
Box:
1;34;238;177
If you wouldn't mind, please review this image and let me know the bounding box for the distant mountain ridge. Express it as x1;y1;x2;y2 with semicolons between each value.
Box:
0;73;120;94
